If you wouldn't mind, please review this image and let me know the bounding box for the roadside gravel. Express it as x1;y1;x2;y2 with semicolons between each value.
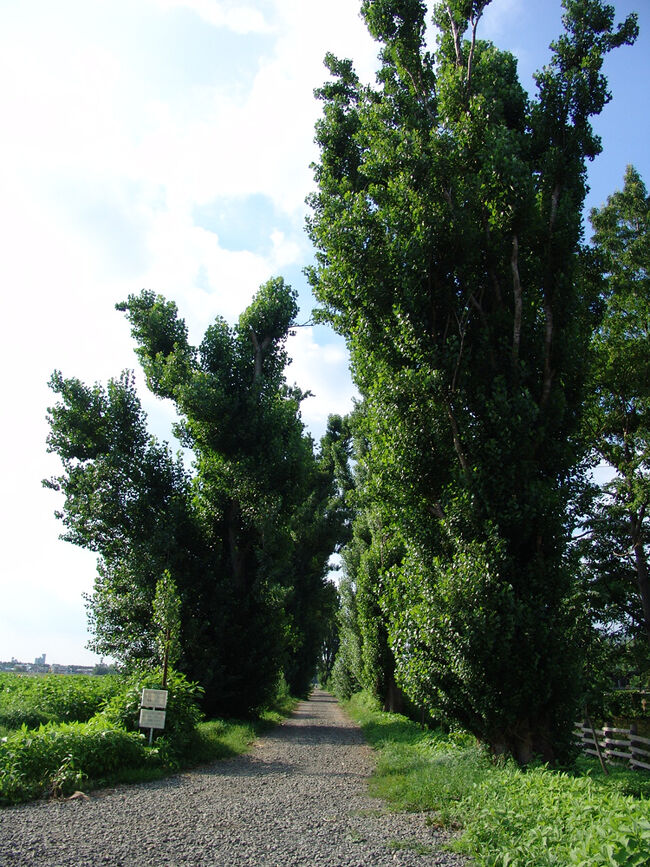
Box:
0;689;469;866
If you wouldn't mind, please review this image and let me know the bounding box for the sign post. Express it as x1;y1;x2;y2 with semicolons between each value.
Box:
139;688;168;745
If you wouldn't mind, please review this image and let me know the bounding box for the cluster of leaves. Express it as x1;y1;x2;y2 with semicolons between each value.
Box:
603;689;650;724
345;691;650;866
309;0;638;761
457;766;650;866
0;673;122;731
45;278;347;716
99;668;204;766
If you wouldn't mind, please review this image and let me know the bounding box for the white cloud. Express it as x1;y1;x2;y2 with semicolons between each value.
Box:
147;0;272;33
0;0;374;662
286;327;357;440
479;0;526;40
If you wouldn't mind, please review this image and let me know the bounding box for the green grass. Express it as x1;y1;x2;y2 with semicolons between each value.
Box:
0;675;298;806
344;691;650;866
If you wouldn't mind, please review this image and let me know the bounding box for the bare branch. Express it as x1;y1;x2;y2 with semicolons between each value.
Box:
467;5;485;92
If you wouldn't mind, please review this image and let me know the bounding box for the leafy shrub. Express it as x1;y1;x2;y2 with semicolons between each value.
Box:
98;668;203;764
455;764;650;866
0;718;148;805
0;673;122;730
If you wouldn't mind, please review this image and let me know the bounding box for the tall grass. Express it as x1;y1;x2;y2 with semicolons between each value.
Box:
344;691;650;866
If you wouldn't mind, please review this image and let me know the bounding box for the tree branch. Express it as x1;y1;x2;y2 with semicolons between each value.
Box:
445;395;470;477
249;327;272;383
445;5;463;67
467;6;485;92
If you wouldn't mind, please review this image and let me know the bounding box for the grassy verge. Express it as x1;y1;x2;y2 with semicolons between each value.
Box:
344;691;650;866
185;691;299;768
0;693;298;806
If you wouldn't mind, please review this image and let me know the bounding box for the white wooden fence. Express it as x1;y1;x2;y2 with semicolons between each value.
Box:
574;722;650;771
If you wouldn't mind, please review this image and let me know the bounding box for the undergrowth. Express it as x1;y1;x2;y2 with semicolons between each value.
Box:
344;691;650;866
0;673;298;806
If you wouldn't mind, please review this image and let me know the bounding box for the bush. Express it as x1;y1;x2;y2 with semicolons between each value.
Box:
0;719;148;805
98;668;203;764
0;673;122;730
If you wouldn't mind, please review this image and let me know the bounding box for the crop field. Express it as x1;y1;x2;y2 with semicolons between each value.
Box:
0;672;122;734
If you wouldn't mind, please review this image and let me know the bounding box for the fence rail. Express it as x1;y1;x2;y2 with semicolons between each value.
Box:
574;722;650;772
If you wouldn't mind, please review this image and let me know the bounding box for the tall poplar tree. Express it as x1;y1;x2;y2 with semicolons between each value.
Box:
307;0;637;761
582;166;650;645
46;279;343;715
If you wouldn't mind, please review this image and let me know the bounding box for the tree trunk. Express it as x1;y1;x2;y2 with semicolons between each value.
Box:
383;669;404;714
490;718;556;766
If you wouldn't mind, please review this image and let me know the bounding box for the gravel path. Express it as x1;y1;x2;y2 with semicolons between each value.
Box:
0;689;468;866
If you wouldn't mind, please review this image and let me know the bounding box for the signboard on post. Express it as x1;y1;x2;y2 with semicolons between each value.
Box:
139;688;169;743
141;688;168;709
139;708;167;729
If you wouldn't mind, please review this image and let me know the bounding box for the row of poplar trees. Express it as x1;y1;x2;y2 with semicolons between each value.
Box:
45;0;648;764
308;0;646;765
45;279;348;718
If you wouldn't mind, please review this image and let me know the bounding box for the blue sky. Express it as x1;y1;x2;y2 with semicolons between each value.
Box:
0;0;648;665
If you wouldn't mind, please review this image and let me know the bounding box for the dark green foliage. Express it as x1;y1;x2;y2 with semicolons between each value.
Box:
330;575;364;699
307;0;637;762
603;689;650;724
324;406;406;710
281;417;352;697
581;166;650;647
46;279;344;717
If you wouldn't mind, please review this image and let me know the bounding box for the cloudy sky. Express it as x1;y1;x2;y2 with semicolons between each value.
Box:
1;0;648;666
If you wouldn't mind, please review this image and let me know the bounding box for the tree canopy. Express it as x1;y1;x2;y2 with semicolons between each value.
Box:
307;0;637;762
46;279;346;715
580;166;650;654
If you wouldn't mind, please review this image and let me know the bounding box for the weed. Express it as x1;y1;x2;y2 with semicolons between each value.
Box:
344;690;650;866
387;839;435;855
